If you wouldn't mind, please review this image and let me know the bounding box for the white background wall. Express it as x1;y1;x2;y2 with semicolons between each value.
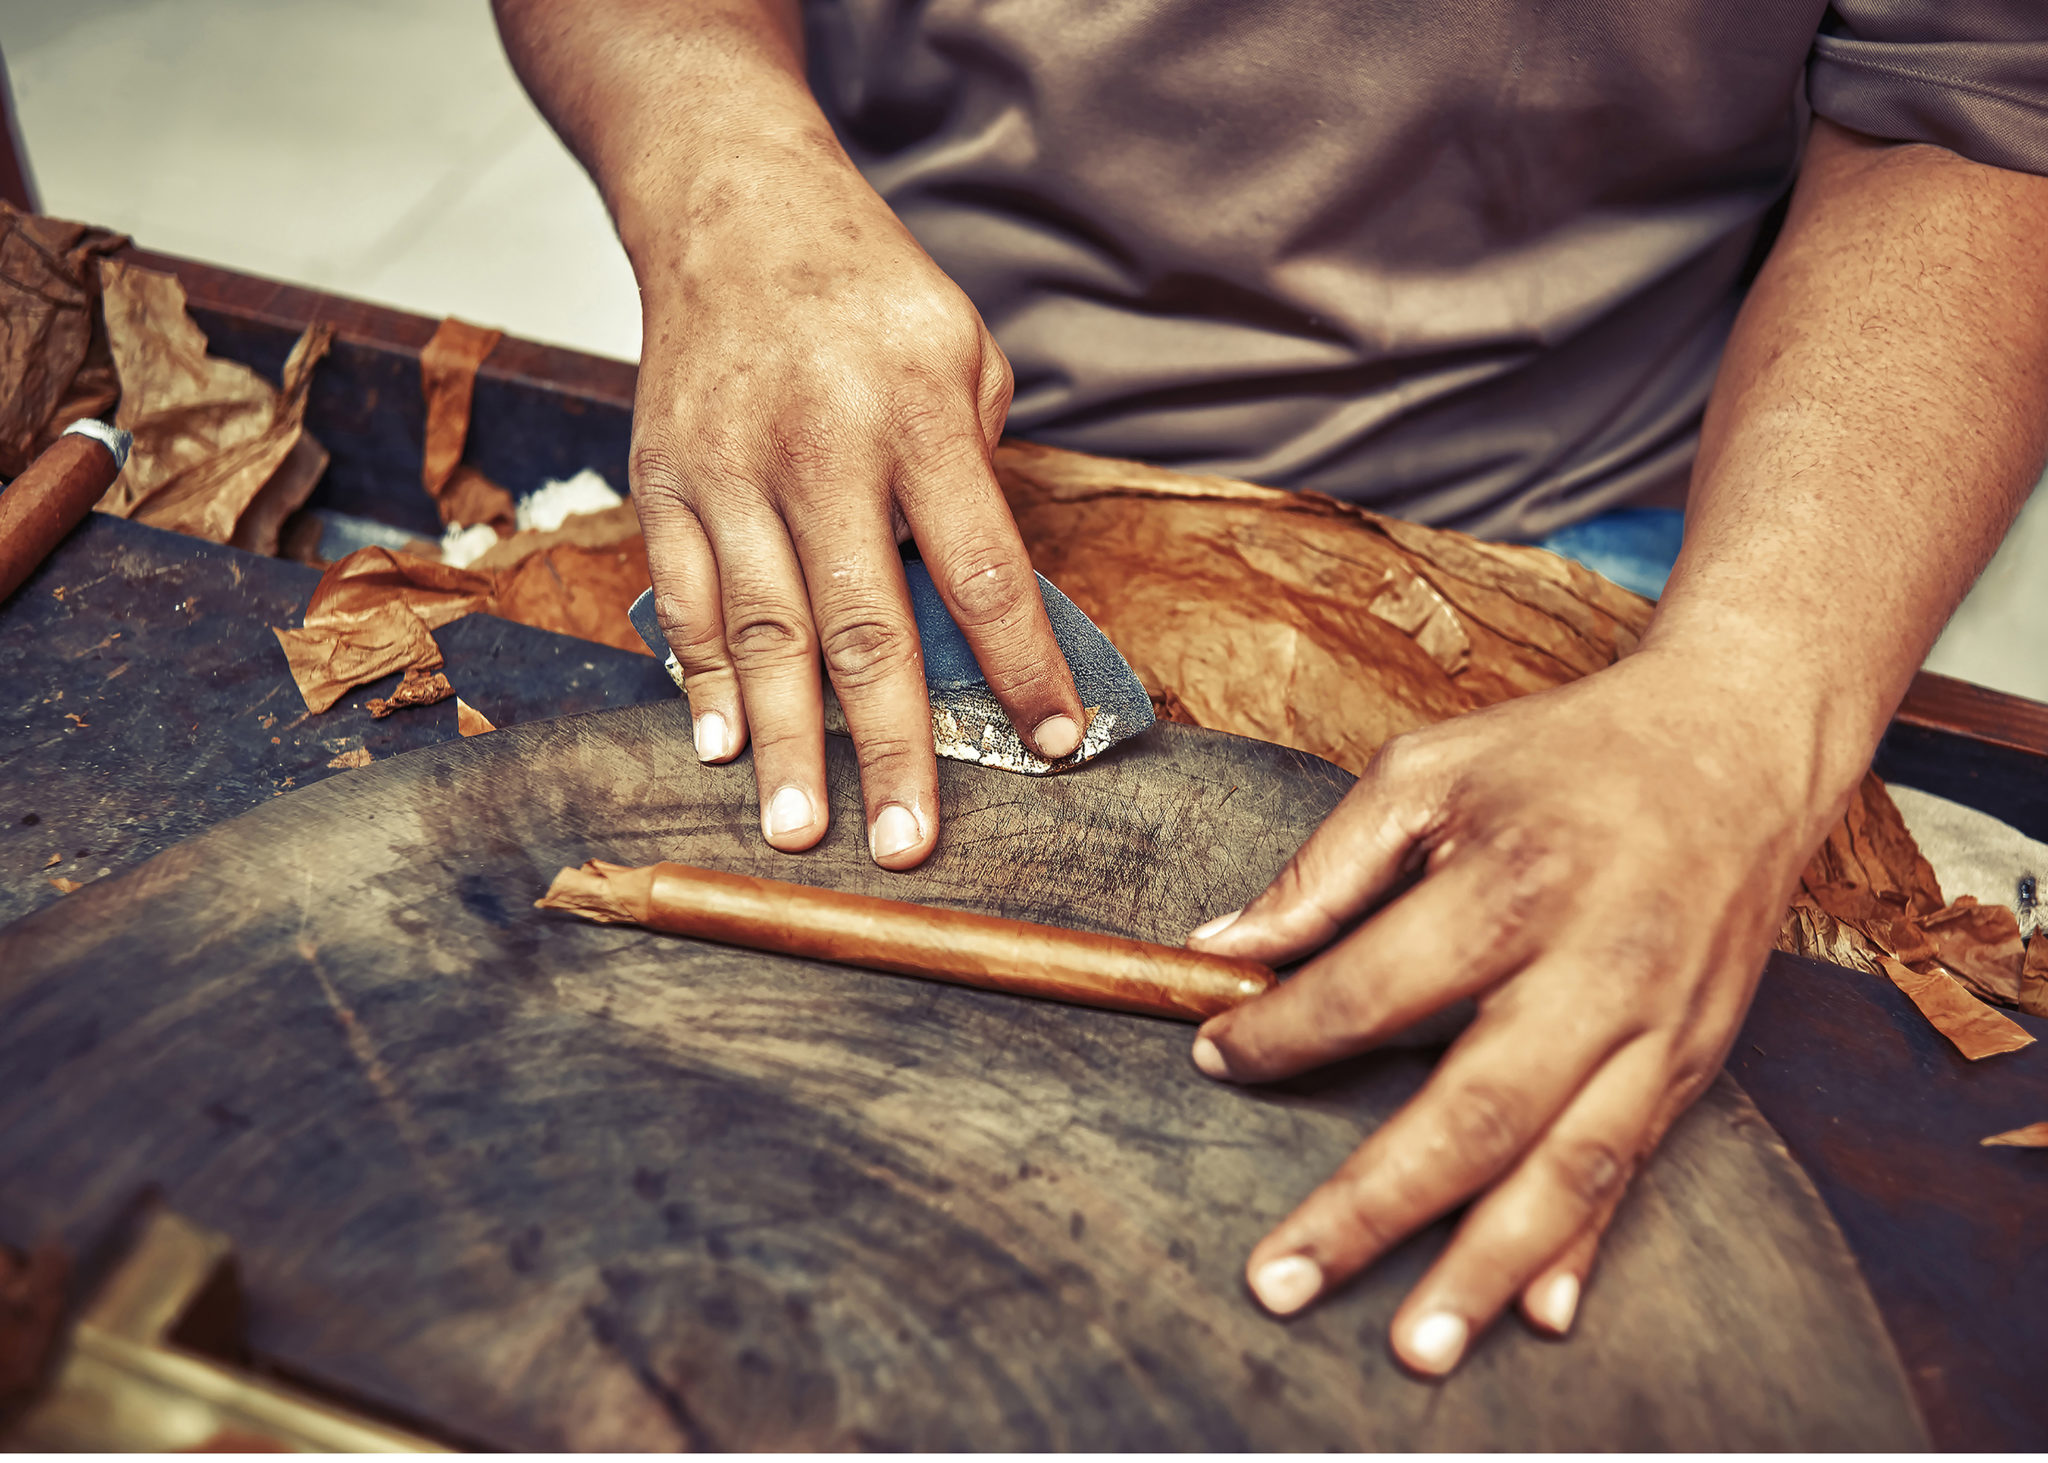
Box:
2;0;2038;700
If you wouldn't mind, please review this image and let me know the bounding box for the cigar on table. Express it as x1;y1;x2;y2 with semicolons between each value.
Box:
537;860;1277;1022
0;420;133;605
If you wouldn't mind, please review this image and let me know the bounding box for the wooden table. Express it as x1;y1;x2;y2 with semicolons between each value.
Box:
2;248;2044;1448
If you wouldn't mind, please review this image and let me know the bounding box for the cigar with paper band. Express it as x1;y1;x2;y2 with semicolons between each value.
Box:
538;860;1277;1021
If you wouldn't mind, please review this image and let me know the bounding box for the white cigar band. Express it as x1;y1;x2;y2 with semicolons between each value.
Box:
62;418;133;474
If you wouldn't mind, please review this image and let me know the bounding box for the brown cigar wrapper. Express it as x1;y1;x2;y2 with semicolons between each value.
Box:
537;860;1277;1022
0;433;124;605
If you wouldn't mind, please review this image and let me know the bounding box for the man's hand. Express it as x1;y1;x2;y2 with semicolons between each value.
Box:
1188;118;2048;1375
628;160;1084;866
496;0;1085;868
1186;653;1821;1373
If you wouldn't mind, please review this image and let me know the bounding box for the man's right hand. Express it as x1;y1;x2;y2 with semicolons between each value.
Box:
495;0;1085;869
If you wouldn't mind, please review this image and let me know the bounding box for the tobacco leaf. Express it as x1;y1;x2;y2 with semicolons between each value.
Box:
273;537;652;712
420;317;502;520
1980;1121;2048;1148
467;502;640;570
0;205;128;477
367;667;454;719
1877;957;2035;1060
326;747;374;770
492;539;654;658
1919;896;2027;1006
456;698;496;736
275;600;444;715
438;464;515;536
98;259;332;543
2021;931;2048;1018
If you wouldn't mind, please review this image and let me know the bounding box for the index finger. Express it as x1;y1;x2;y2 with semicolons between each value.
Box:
896;442;1086;761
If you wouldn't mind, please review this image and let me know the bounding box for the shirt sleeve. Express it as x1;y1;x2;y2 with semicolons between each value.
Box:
1809;1;2048;177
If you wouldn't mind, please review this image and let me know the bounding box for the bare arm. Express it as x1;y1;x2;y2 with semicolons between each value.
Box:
1657;118;2048;780
1191;120;2048;1372
494;0;1086;868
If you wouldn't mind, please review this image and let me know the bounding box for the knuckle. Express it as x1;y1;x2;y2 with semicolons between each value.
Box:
1441;1080;1527;1169
820;614;915;690
724;608;815;671
939;547;1033;627
1544;1135;1630;1212
628;435;688;498
851;729;927;778
654;591;726;663
766;413;840;481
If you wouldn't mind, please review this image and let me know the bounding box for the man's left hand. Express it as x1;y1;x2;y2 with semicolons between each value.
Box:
1186;648;1840;1375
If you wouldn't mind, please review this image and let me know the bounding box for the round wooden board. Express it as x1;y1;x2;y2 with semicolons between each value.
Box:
0;704;1923;1449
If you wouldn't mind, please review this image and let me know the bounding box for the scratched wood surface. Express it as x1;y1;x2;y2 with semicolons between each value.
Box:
0;703;1923;1449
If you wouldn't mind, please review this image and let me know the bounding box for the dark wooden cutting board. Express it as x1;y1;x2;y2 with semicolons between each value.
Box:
0;703;1924;1449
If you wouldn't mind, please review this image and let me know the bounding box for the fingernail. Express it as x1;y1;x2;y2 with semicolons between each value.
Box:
693;710;730;761
765;785;814;838
869;802;922;861
1406;1311;1469;1375
1533;1272;1579;1334
1190;908;1242;942
1033;714;1081;759
1190;1035;1232;1080
1250;1255;1322;1315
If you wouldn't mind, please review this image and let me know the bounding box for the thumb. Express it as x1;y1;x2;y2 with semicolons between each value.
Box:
1188;736;1446;967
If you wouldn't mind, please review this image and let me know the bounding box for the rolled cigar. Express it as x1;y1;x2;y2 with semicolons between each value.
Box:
537;859;1277;1021
0;420;132;605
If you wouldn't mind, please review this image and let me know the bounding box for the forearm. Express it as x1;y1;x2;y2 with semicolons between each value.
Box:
492;0;845;271
1645;120;2048;805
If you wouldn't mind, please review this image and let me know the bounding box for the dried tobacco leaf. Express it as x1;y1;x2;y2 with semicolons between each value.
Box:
274;600;443;715
99;260;332;544
326;747;374;770
0;205;127;477
2021;931;2048;1018
1878;958;2034;1060
1980;1122;2048;1148
367;668;454;719
456;699;496;736
420;317;502;522
1919;896;2027;1006
493;539;654;657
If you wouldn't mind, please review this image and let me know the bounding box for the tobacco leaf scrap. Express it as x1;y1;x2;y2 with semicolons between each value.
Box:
273;538;651;713
456;698;496;736
367;667;454;718
97;259;333;546
0;203;127;477
326;747;374;770
1980;1121;2048;1148
2021;930;2048;1019
420;317;505;526
1877;958;2035;1061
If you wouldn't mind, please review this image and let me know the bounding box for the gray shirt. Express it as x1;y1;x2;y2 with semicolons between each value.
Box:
802;2;2048;538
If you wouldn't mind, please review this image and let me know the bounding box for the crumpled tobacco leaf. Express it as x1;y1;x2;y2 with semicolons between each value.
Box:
0;204;127;477
98;259;332;547
1921;897;2028;1006
367;667;454;718
997;440;1649;772
2024;933;2048;1018
994;439;2022;1058
1980;1122;2048;1147
273;538;651;712
420;317;512;529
